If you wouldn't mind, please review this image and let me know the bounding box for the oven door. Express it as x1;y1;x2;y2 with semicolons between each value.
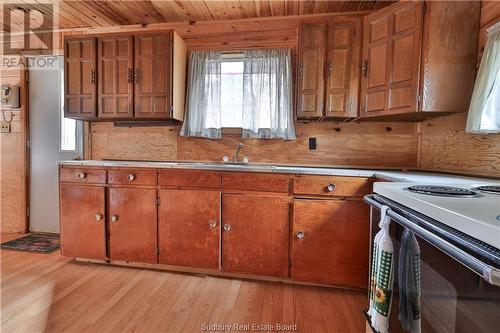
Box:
367;198;500;333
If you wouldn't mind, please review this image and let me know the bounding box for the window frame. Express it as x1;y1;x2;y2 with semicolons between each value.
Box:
58;65;82;153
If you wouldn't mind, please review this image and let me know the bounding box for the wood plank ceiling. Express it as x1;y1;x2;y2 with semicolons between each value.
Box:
4;0;396;32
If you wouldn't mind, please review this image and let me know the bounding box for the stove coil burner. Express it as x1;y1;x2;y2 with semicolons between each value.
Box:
475;185;500;195
406;185;479;197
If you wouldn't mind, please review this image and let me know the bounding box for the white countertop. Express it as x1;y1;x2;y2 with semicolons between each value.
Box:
58;160;497;183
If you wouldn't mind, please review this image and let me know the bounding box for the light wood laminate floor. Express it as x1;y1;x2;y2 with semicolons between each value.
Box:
1;234;368;333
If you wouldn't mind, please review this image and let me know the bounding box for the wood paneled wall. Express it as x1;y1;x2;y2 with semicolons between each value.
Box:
85;13;418;169
0;68;28;233
420;1;500;178
91;122;418;168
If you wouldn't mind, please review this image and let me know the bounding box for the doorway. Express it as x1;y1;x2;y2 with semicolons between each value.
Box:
29;55;83;233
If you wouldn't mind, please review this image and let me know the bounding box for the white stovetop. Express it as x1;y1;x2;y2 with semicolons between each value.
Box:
374;181;500;250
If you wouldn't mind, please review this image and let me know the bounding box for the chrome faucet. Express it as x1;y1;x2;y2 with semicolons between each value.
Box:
234;142;244;162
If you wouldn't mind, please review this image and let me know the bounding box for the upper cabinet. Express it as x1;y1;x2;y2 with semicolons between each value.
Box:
64;30;187;122
360;1;481;120
64;37;97;120
297;17;362;120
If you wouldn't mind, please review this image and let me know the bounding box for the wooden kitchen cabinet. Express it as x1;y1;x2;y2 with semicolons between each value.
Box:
297;17;362;120
297;23;326;119
108;187;158;263
64;37;97;120
292;199;370;288
325;17;362;118
158;189;220;269
60;184;106;259
221;194;289;278
64;30;186;121
360;1;481;119
97;34;134;119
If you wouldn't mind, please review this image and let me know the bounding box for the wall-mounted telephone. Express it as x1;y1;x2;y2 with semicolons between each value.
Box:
1;84;20;108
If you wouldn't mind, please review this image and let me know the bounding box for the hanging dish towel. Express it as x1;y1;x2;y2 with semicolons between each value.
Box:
368;205;395;333
398;228;421;333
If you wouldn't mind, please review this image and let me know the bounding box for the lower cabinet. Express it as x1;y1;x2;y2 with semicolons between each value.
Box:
108;187;157;263
292;199;369;288
60;184;106;260
158;189;220;269
221;194;289;278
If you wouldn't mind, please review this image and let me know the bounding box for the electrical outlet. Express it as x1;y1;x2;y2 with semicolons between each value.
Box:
308;137;317;150
1;121;11;133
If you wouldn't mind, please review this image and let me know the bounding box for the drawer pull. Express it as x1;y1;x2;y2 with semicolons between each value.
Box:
127;174;135;182
223;224;231;231
77;172;87;179
209;220;217;228
95;213;103;221
296;231;305;239
326;183;336;193
111;215;118;223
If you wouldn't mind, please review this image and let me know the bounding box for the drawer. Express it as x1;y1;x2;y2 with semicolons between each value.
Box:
60;167;106;184
222;172;289;193
293;175;371;197
108;169;157;186
159;170;221;188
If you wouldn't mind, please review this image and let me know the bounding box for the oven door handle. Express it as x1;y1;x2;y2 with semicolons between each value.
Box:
364;194;500;287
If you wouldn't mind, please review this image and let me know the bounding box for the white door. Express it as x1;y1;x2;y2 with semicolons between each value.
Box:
29;56;83;233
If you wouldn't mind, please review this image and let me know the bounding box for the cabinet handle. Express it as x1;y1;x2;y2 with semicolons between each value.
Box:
209;220;217;229
134;68;140;83
111;215;118;223
223;224;231;231
326;183;336;193
127;174;135;182
90;69;96;85
362;60;368;78
95;213;103;221
77;172;86;179
327;61;333;78
296;231;305;239
127;68;133;84
298;63;304;78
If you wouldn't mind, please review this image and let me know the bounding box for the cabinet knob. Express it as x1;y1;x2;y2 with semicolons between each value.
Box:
209;220;217;228
77;172;87;179
127;174;135;181
95;213;102;221
296;231;305;239
111;215;118;223
223;224;231;231
326;183;336;192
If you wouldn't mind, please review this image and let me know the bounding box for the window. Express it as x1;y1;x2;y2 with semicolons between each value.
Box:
220;57;244;127
466;22;500;134
181;49;295;140
59;69;77;151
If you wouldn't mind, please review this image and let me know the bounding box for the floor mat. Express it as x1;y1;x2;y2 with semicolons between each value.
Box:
1;234;60;253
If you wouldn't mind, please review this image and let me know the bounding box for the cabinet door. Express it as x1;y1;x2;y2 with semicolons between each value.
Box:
134;32;173;119
222;194;289;278
297;23;326;119
64;37;97;120
158;189;220;269
292;199;369;287
108;187;157;263
360;1;423;117
325;18;361;118
60;185;106;259
97;34;134;119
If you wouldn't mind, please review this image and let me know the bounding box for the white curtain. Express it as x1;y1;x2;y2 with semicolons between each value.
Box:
181;49;296;140
242;49;296;140
466;22;500;134
180;51;222;139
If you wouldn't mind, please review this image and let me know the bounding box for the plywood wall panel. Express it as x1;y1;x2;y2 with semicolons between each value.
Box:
90;122;418;168
0;69;27;233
